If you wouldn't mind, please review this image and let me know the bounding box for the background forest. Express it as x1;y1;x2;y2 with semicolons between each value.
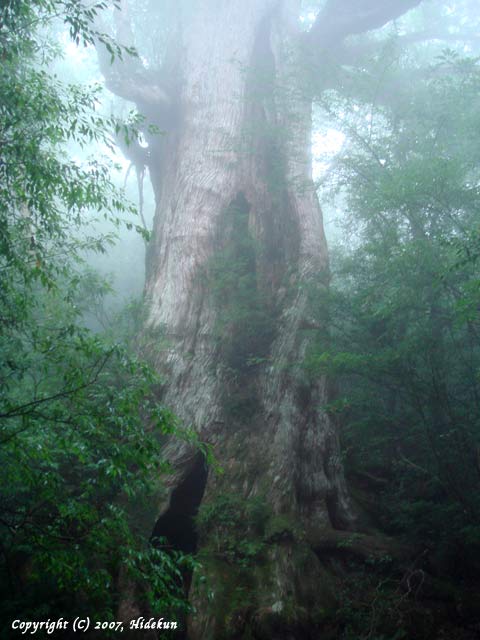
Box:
1;1;480;639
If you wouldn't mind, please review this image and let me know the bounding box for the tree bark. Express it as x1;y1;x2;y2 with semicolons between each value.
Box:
98;0;424;637
140;3;355;636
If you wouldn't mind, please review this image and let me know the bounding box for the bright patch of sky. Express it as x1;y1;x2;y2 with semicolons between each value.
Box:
59;31;94;68
312;129;345;178
299;11;317;24
60;31;130;173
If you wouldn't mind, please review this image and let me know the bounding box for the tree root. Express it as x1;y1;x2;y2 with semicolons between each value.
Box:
306;527;414;564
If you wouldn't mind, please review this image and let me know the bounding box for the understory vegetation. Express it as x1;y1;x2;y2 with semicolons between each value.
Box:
0;1;192;633
307;44;480;638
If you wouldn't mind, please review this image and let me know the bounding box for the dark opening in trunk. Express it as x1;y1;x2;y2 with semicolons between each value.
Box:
151;453;208;554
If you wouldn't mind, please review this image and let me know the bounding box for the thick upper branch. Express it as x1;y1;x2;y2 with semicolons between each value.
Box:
98;50;170;109
92;0;171;110
325;26;480;71
308;0;423;49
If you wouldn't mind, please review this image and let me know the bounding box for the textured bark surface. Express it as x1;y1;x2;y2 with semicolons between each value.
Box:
99;1;423;637
139;3;355;637
145;0;353;511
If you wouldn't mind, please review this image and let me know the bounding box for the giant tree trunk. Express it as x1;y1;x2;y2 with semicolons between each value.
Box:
100;1;422;637
142;3;354;637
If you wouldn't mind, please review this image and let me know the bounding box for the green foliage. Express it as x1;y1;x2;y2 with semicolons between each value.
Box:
0;0;190;629
210;195;274;373
209;194;275;421
314;49;480;586
334;560;411;640
196;493;269;567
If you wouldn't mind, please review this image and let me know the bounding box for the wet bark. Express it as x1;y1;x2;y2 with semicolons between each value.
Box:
140;4;354;637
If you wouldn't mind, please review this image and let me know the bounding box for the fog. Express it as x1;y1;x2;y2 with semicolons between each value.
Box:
2;1;480;638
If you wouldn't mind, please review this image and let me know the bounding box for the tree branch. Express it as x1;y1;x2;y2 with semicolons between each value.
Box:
308;0;423;49
331;28;480;69
0;351;112;441
90;0;171;110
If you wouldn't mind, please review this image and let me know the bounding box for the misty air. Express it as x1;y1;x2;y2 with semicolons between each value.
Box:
1;1;480;639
